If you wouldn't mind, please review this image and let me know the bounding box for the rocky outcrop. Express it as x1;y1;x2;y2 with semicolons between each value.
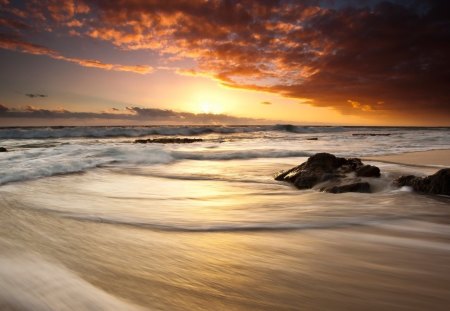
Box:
275;153;380;194
325;182;371;194
275;153;449;196
394;169;450;195
0;147;7;152
135;138;203;144
356;165;380;177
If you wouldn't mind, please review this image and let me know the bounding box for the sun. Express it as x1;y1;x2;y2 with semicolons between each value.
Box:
200;101;222;114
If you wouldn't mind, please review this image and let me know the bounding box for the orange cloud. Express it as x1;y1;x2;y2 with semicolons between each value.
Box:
0;34;153;74
66;19;83;28
347;100;373;112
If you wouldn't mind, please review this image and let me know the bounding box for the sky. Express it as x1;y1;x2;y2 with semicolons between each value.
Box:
0;0;449;126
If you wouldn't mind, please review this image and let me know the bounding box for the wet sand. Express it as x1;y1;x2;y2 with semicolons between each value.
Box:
364;149;450;167
1;197;450;310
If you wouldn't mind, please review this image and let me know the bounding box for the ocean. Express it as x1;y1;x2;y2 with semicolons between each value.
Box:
0;125;449;310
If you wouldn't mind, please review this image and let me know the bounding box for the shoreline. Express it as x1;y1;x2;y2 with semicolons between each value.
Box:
363;149;450;167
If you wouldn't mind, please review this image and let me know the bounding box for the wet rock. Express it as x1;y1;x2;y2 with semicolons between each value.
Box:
135;138;203;144
394;168;450;195
324;182;371;194
0;147;7;152
356;165;380;177
275;153;380;193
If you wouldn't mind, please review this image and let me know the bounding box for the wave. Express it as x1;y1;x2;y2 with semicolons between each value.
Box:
0;144;174;185
172;149;310;160
118;170;280;185
272;124;345;133
0;144;310;185
64;214;444;233
0;125;348;139
0;255;143;311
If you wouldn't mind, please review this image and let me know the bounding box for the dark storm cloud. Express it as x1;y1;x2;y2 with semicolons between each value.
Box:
0;105;261;124
0;0;449;122
0;17;31;31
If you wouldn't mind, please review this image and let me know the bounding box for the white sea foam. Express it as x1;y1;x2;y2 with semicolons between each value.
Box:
0;144;174;185
0;255;143;311
1;126;449;185
0;143;313;185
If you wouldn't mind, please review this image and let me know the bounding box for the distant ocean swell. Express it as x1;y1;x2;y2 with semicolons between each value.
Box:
0;125;347;139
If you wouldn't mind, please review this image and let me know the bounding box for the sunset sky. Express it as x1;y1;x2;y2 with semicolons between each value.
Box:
0;0;449;126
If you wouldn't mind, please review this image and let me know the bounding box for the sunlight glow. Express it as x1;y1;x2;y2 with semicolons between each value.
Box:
199;101;223;114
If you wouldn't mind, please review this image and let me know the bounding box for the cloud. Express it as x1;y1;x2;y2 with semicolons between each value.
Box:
0;33;153;74
0;17;31;31
0;0;449;122
0;104;264;124
0;104;9;112
25;93;47;98
347;100;373;112
91;1;450;120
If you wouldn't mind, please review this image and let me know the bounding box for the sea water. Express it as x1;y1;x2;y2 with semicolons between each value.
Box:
0;125;449;310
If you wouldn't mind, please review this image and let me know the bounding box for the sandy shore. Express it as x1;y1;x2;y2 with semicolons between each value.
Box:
1;200;450;311
364;149;450;167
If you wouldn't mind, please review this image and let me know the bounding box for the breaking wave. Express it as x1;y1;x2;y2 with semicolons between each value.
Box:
0;255;143;311
0;144;310;185
0;125;347;139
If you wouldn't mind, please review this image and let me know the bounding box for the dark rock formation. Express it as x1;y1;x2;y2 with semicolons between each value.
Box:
0;147;7;152
394;169;450;195
275;153;380;194
356;165;380;177
324;182;371;194
135;138;203;144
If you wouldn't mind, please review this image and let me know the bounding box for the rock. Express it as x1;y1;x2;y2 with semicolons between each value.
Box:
306;137;318;140
395;175;417;187
324;182;371;194
0;147;7;152
135;138;203;144
356;165;380;177
275;153;381;193
394;168;450;195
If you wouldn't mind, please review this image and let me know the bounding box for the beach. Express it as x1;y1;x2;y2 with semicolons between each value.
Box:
365;149;450;167
1;0;449;309
0;126;449;310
